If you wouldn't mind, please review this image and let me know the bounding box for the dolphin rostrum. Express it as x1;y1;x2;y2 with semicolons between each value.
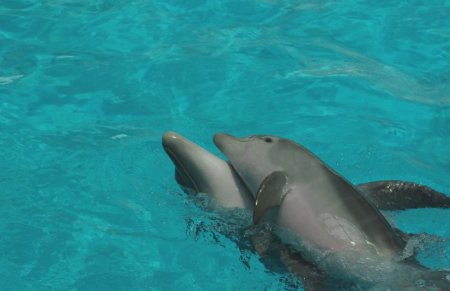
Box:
213;133;450;290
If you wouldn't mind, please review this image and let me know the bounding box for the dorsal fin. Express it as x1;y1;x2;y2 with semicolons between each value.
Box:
253;171;289;224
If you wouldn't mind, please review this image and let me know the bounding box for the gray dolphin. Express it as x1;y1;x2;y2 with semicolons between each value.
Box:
214;133;403;255
213;133;450;290
161;131;450;289
162;132;450;212
162;131;320;288
162;131;253;208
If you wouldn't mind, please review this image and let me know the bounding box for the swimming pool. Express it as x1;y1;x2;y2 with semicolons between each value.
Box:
0;0;449;290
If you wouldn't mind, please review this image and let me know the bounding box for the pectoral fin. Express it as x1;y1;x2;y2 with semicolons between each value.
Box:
253;171;290;224
356;180;450;210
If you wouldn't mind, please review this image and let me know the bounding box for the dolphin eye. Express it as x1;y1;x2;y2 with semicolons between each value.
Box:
264;137;273;143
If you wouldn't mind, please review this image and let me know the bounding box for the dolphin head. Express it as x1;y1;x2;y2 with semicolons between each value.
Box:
162;131;253;208
162;131;204;193
213;133;286;196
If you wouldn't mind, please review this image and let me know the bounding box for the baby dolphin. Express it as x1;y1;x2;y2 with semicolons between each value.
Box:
162;131;253;208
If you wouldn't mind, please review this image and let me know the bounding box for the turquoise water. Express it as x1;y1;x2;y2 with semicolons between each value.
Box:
1;0;449;290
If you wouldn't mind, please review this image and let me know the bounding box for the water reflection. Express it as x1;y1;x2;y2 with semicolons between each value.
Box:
283;40;450;106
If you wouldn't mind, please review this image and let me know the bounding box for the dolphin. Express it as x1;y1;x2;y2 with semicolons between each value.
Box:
162;131;253;208
162;132;450;212
213;133;450;290
213;133;403;254
162;131;319;288
161;131;450;289
162;132;292;276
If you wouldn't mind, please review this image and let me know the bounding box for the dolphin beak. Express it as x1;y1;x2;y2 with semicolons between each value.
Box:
213;133;248;158
162;131;200;192
162;131;184;150
213;133;226;149
162;131;189;165
162;131;197;167
213;133;240;153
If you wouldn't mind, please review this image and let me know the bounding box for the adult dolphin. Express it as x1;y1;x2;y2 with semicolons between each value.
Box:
214;133;450;290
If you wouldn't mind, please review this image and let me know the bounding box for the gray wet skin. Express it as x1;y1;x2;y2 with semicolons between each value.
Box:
213;133;404;256
162;131;254;208
162;132;450;289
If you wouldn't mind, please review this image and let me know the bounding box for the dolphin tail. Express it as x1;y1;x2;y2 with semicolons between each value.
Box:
356;180;450;210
